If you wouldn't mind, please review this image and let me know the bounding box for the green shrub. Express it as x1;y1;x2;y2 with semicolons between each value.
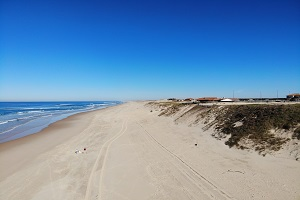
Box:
214;104;300;150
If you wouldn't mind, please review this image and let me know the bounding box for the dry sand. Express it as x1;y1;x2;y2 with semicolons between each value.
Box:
0;102;299;200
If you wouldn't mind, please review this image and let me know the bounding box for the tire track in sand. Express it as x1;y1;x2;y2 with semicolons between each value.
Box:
137;122;234;200
98;119;128;198
84;119;128;200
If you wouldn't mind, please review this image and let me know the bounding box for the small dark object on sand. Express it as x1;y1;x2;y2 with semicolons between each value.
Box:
84;148;86;151
195;144;197;146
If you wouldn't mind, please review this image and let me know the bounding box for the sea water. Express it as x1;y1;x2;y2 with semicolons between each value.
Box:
0;101;121;143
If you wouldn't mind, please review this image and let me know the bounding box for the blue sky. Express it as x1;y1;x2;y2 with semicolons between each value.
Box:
1;0;299;101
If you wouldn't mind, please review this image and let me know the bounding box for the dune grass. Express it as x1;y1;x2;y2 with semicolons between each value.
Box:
149;102;300;153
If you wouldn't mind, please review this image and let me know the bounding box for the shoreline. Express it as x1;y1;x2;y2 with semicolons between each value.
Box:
0;104;120;180
0;102;121;144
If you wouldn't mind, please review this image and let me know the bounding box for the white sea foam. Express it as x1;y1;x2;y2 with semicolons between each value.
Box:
18;116;35;120
0;118;36;135
42;115;53;118
28;111;43;113
0;119;18;125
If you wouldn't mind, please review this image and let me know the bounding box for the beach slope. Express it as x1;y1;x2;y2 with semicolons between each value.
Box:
0;102;299;200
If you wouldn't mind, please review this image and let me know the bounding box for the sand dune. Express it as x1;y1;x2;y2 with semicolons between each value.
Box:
0;102;299;200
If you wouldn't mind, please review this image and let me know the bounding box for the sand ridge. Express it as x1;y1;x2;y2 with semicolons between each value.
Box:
0;102;299;200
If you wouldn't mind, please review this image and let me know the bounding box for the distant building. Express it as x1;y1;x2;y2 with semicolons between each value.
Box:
220;98;232;102
220;98;240;102
184;98;194;101
287;93;300;101
196;97;221;103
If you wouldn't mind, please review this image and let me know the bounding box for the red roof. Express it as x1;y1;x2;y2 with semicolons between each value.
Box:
287;93;300;97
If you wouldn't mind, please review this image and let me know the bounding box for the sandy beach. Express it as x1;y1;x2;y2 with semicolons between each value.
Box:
0;102;299;200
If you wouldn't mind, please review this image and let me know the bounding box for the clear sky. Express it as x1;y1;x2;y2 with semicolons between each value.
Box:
1;0;299;101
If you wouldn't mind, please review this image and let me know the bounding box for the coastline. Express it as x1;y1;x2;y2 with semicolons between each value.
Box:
0;101;299;200
0;105;119;180
0;102;120;143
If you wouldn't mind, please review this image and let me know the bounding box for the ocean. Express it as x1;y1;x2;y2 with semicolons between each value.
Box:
0;101;121;143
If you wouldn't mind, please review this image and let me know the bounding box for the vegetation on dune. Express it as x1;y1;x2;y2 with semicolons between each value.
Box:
148;102;300;153
214;104;300;152
147;102;187;116
292;127;300;140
